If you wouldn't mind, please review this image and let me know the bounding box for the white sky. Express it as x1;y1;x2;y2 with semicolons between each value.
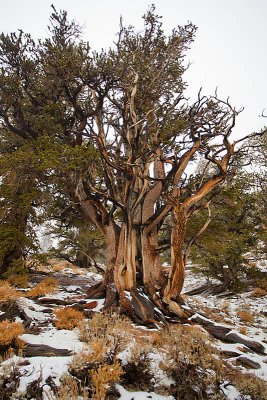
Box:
0;0;266;139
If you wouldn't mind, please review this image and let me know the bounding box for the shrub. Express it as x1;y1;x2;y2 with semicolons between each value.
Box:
0;281;19;304
26;277;58;298
56;374;88;400
159;325;224;399
0;356;21;398
70;344;123;399
250;287;267;298
232;371;267;400
0;320;25;347
54;307;84;330
121;347;153;391
90;361;123;400
79;313;132;360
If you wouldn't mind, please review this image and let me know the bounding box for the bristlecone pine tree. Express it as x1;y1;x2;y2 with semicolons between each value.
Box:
0;6;265;322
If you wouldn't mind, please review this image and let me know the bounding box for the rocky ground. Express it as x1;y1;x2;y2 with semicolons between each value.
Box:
0;260;266;400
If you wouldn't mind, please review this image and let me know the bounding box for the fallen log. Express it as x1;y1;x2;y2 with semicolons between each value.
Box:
226;332;266;355
23;343;72;357
190;314;266;355
236;356;261;369
38;298;69;306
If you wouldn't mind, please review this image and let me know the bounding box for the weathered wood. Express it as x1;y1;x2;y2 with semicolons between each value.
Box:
38;298;69;306
226;332;266;355
0;303;32;327
220;350;241;358
236;356;261;369
191;314;266;355
184;283;213;296
23;343;72;357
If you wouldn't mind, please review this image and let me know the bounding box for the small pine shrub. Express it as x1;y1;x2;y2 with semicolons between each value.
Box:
26;277;58;298
0;320;25;347
0;281;19;304
54;307;84;330
121;347;153;391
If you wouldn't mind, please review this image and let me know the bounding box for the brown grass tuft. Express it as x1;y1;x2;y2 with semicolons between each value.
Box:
0;281;20;304
0;320;25;346
26;277;58;298
250;287;267;298
256;278;267;291
239;326;248;336
54;307;84;330
236;309;254;323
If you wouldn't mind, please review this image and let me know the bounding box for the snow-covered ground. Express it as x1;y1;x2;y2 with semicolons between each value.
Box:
0;261;266;399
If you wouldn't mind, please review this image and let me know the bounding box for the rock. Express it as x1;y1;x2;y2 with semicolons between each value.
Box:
236;356;261;369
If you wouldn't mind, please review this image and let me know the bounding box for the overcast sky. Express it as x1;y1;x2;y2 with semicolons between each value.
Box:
1;0;266;139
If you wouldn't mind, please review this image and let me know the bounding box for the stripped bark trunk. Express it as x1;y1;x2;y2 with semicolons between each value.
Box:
87;221;120;309
163;205;188;317
114;222;137;292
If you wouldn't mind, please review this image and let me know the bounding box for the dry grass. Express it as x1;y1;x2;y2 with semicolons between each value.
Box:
54;307;84;330
70;342;123;399
250;287;267;298
51;265;66;273
26;277;58;298
236;309;255;323
7;274;29;288
239;326;248;336
0;281;20;304
0;320;25;347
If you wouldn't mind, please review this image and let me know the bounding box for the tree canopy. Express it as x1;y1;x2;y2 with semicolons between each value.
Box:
0;6;266;323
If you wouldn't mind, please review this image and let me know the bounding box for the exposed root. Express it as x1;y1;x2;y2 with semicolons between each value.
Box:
163;296;190;319
185;281;233;296
86;281;106;299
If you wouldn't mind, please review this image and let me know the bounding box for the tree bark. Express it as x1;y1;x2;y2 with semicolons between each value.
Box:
163;205;188;317
87;221;120;309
